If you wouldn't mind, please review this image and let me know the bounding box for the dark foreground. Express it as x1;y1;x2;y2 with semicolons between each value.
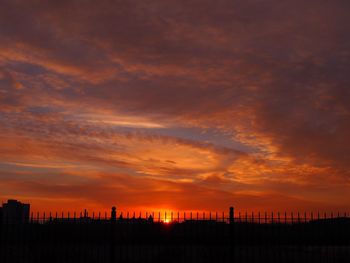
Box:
1;217;350;263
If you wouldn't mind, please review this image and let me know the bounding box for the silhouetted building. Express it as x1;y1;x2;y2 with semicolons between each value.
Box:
2;199;30;224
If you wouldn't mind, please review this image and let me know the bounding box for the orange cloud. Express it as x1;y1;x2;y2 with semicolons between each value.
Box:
1;0;350;213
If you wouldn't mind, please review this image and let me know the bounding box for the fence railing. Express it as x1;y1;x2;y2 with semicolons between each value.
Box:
24;210;350;225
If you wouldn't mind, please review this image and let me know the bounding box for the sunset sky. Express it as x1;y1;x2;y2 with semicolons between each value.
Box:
1;0;350;214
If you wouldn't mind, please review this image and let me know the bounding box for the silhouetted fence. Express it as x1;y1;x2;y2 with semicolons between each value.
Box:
25;209;350;224
1;208;350;263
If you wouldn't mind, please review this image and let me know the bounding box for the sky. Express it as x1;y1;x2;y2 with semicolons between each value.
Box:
0;0;350;214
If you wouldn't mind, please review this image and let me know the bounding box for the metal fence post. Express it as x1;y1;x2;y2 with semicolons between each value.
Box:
229;207;234;225
110;206;116;263
271;212;274;224
229;207;235;262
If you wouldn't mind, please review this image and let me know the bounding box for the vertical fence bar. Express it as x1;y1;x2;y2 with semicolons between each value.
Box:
229;207;234;224
110;207;116;263
229;207;235;263
271;212;274;224
284;212;287;224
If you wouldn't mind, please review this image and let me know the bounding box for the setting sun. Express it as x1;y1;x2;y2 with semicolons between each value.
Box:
163;218;171;224
1;0;350;216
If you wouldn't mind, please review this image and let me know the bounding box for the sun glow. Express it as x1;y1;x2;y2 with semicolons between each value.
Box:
163;218;171;224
